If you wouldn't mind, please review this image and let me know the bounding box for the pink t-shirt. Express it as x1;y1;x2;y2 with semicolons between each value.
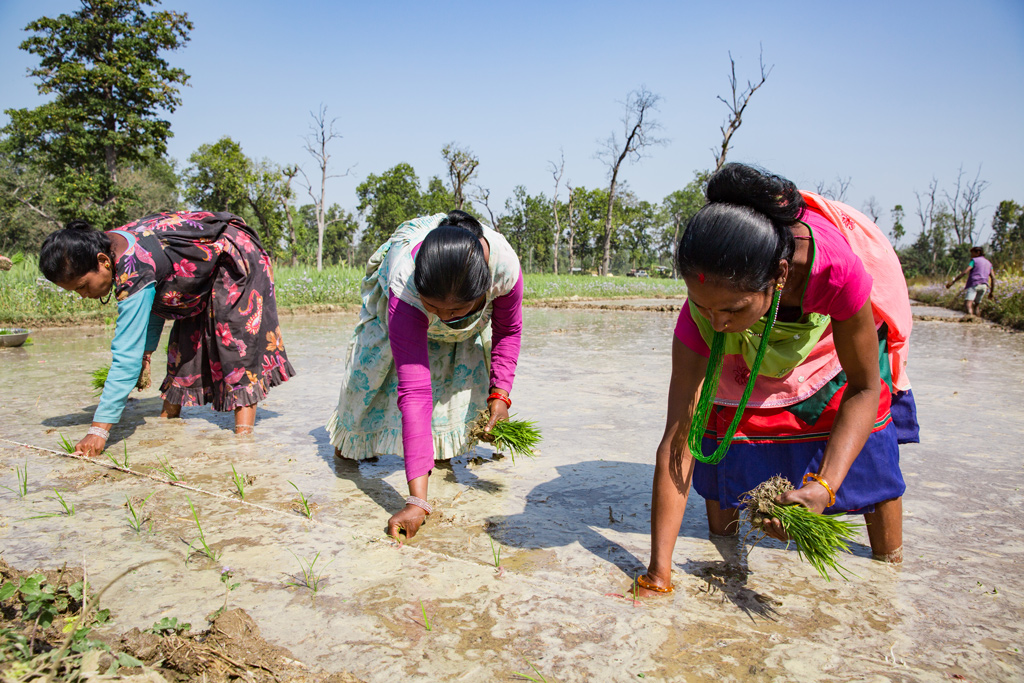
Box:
388;272;524;481
675;206;873;356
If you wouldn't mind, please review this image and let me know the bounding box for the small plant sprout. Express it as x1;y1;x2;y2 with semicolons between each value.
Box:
106;442;130;469
91;364;110;397
153;455;180;482
490;536;502;569
420;599;432;631
288;480;314;519
2;461;28;498
512;661;549;682
742;475;862;581
212;567;241;618
470;410;542;464
145;616;191;635
57;433;76;454
125;493;154;533
230;464;247;499
186;496;221;562
52;489;75;516
286;551;333;595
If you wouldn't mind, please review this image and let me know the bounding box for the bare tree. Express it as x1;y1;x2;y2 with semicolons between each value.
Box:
597;87;666;275
915;178;945;267
442;143;479;210
279;164;300;265
548;151;565;275
943;165;988;246
470;183;500;232
815;176;852;203
862;196;882;224
298;105;351;271
713;47;773;172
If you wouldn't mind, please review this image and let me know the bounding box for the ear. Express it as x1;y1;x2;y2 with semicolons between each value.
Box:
96;252;112;271
775;260;790;285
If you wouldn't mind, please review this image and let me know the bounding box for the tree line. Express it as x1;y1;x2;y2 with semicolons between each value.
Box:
1;0;1019;278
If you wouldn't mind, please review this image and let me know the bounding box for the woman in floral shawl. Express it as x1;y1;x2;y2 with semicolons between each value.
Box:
40;212;295;456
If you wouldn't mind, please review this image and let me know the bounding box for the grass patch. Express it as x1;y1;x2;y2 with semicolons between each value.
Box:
286;551;333;596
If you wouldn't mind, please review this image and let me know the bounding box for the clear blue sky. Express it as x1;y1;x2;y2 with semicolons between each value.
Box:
2;0;1022;242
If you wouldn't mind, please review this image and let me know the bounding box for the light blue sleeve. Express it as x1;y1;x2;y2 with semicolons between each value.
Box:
94;284;156;424
145;311;164;354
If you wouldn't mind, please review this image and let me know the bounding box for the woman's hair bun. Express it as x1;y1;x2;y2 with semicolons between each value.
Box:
706;163;804;226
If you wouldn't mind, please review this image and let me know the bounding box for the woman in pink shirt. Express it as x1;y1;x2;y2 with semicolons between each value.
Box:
638;164;918;596
326;210;524;541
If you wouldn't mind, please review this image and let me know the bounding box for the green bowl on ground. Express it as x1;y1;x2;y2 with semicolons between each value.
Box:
0;328;31;347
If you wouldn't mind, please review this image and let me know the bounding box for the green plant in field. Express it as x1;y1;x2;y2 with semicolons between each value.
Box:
91;364;109;397
512;660;549;682
57;433;76;454
51;489;75;516
286;551;333;595
490;536;501;569
288;480;314;519
210;567;241;618
2;460;28;497
125;493;154;533
106;442;130;469
185;496;221;562
152;455;180;481
470;410;542;464
145;616;191;635
230;464;247;499
420;599;432;631
742;475;862;581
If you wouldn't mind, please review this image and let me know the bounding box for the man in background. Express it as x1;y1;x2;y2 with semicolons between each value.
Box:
947;246;995;317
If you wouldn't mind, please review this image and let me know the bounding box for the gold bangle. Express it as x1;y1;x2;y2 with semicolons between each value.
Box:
636;574;674;594
803;472;836;507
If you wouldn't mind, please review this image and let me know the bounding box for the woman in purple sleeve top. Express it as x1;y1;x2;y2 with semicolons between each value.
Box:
326;210;524;541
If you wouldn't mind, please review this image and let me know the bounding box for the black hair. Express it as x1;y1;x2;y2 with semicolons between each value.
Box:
39;220;113;284
413;210;491;303
675;163;804;292
971;246;984;255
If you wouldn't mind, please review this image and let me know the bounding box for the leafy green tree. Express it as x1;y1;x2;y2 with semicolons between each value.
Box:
2;0;192;228
990;200;1023;266
890;205;906;247
320;206;360;266
441;143;479;210
420;176;458;216
661;175;707;277
500;186;552;273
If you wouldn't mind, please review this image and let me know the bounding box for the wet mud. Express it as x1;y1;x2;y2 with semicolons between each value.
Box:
1;303;1023;681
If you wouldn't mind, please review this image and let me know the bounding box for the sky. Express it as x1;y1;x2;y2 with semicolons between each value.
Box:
1;0;1022;242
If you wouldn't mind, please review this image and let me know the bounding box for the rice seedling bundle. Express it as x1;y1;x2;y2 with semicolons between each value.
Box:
741;475;862;581
91;364;109;396
469;410;542;463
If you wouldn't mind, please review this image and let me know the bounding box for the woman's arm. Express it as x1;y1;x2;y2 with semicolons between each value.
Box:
770;299;880;525
77;284;156;457
486;272;524;427
643;336;708;591
386;295;435;540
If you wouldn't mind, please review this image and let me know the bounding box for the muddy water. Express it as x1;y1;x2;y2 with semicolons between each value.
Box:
1;305;1022;682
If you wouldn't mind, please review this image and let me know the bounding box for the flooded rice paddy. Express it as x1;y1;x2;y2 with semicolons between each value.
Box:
1;302;1022;681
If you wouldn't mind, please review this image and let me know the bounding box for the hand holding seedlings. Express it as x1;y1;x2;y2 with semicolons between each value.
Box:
759;479;833;542
74;423;112;458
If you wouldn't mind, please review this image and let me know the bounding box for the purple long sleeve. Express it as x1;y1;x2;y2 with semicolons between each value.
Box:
387;272;524;482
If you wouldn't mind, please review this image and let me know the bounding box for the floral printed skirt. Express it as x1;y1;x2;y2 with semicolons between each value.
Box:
159;229;295;410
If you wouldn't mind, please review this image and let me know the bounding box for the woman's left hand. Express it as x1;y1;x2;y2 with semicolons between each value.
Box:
485;395;510;432
759;484;831;542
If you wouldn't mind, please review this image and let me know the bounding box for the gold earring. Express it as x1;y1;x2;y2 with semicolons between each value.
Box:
776;281;785;292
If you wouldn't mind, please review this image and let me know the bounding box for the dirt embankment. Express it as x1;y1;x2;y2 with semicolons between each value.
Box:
0;559;364;683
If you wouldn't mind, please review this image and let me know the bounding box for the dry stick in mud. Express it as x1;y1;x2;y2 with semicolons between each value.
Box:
741;475;862;581
468;410;542;463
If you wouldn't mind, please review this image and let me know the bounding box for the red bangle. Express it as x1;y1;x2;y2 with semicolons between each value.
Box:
487;392;511;408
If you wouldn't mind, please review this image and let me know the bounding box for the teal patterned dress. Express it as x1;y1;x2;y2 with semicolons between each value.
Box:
326;214;521;463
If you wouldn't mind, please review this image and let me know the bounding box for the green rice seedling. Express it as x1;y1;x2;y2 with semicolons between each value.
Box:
420;599;432;631
51;489;75;516
741;475;862;581
512;661;549;682
124;493;154;533
490;536;502;569
91;364;110;397
106;441;130;469
286;551;333;595
469;410;542;464
185;496;221;562
1;461;28;498
230;464;247;499
288;480;314;519
57;433;76;454
152;455;180;481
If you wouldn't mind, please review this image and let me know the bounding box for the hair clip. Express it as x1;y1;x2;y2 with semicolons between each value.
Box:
698;273;705;283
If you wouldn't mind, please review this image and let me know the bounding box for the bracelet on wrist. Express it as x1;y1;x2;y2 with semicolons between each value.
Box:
487;392;511;408
406;496;432;515
87;426;110;441
802;472;836;507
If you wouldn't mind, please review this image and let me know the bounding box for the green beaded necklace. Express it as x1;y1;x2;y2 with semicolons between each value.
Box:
688;286;783;465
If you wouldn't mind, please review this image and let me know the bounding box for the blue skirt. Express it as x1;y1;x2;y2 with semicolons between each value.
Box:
693;390;919;515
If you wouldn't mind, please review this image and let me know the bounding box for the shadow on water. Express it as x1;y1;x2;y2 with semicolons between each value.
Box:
41;397;166;445
681;534;781;623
